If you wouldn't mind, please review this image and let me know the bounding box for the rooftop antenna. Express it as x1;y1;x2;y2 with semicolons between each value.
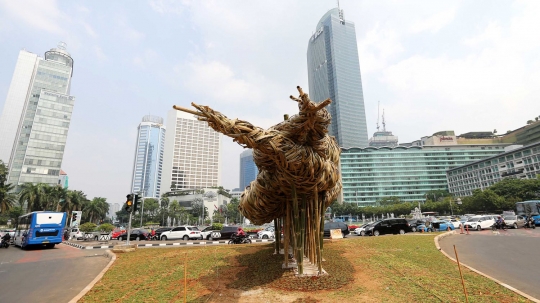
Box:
376;101;380;132
337;0;345;23
382;109;387;132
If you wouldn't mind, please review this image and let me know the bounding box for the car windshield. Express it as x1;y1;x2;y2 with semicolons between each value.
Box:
467;217;480;222
504;216;516;220
187;227;199;231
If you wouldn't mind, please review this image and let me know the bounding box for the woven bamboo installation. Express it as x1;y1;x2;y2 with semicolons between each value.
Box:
174;86;341;275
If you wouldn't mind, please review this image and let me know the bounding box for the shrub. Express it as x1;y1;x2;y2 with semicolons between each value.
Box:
211;223;223;230
98;223;115;233
79;222;97;233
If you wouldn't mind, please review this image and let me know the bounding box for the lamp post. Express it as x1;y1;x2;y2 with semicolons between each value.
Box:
451;197;462;216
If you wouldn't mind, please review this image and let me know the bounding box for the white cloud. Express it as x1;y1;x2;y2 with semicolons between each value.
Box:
358;24;404;74
0;0;67;35
94;46;106;61
409;8;456;34
182;59;263;105
148;0;189;15
82;22;98;38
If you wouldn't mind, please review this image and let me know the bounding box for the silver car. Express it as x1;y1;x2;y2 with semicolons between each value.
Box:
503;215;526;229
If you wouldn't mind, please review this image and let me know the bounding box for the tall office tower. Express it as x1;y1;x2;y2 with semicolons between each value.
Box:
130;115;166;199
0;43;75;189
239;149;258;190
307;7;369;148
161;110;222;193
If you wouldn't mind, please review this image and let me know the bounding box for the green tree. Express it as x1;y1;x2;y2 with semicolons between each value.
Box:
489;178;540;201
83;197;109;223
0;160;16;214
143;198;159;217
19;183;48;212
377;196;401;206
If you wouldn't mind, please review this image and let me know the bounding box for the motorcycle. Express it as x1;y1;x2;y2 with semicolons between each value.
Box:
524;217;536;229
491;221;508;231
1;239;9;248
228;234;252;245
146;234;159;241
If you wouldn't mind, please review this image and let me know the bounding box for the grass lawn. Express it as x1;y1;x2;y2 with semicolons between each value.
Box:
80;234;531;303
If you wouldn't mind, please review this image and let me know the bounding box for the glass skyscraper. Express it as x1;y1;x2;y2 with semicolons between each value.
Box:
239;149;258;190
307;8;369;148
130;115;166;198
0;43;75;189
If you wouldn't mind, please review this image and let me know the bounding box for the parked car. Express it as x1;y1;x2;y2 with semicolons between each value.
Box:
463;216;495;231
117;229;149;241
503;215;526;229
199;226;215;240
160;226;201;241
323;221;350;238
111;229;126;240
354;222;376;236
154;227;173;238
257;226;275;239
69;227;84;240
430;220;455;231
364;218;410;236
406;219;426;232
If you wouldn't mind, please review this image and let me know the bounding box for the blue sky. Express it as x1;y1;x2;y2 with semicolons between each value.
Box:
1;0;539;206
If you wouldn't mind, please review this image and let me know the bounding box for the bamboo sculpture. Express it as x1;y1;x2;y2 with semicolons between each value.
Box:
173;86;341;275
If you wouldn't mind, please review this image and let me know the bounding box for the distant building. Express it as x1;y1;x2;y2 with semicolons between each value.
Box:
307;7;369;148
130;115;166;199
239;149;258;190
58;169;68;189
166;188;228;221
107;202;121;219
0;43;75;189
368;107;398;148
447;142;540;197
230;188;243;200
161;110;222;193
341;131;511;206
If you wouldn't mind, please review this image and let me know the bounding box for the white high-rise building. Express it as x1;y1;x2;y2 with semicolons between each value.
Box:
130;115;166;199
0;43;75;189
162;110;222;193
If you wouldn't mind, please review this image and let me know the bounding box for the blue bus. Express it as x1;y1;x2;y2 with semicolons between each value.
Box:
13;211;67;249
515;200;540;226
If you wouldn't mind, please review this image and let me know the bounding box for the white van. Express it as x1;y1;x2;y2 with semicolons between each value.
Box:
463;216;495;231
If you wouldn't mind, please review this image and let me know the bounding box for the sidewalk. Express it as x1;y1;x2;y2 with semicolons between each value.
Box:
63;238;275;249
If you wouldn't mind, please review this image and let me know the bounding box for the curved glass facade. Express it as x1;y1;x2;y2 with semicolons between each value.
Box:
307;8;368;148
341;145;506;206
131;116;166;198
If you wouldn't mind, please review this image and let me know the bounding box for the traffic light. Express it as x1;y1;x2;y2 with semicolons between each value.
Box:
125;194;133;212
133;194;140;212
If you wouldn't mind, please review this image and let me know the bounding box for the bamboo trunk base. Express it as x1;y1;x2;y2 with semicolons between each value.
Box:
294;257;327;277
279;246;293;255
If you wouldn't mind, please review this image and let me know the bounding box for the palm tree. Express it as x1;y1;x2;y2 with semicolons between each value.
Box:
18;183;48;212
83;197;108;223
0;182;16;214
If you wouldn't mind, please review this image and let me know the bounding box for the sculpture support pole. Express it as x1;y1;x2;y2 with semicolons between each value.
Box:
299;194;306;275
284;198;290;267
314;188;322;274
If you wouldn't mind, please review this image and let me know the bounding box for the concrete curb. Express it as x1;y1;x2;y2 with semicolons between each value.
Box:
68;250;116;303
434;231;540;303
62;239;275;250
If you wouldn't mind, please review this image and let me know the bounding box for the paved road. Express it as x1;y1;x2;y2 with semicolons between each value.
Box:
0;243;110;303
439;228;540;300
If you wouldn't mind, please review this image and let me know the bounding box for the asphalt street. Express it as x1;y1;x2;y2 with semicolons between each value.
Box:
439;227;540;300
0;243;110;303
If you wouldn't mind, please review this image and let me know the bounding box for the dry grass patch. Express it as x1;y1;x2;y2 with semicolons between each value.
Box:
80;236;532;303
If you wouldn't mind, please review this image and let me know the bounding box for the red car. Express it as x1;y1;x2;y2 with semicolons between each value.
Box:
111;229;126;239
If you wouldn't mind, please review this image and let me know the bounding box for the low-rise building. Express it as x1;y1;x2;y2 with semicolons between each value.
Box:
447;142;540;197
